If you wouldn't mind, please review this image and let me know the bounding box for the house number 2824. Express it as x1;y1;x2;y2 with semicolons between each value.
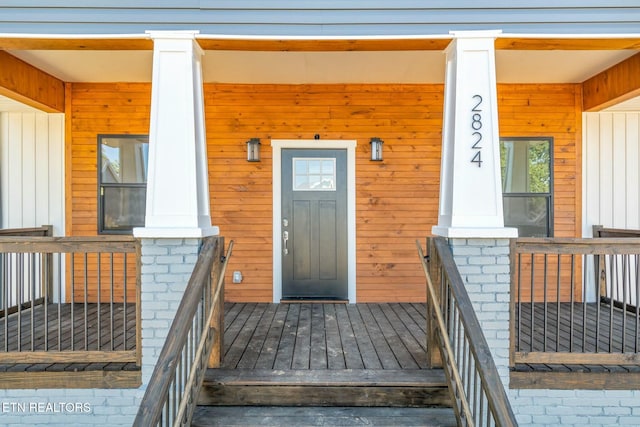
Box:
471;94;483;167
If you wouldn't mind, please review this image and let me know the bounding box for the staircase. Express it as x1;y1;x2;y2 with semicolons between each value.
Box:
190;303;456;426
191;368;456;426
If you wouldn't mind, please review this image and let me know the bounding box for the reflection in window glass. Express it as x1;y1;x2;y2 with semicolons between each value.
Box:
99;135;149;234
293;158;336;191
500;138;553;237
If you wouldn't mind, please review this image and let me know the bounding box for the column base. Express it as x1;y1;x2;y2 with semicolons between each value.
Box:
432;225;518;239
133;226;219;239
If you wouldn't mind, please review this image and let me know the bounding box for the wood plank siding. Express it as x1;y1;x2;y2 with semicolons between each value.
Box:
1;2;639;35
68;82;581;302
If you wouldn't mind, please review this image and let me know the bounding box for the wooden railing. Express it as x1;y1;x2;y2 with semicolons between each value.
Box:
134;236;232;427
418;238;517;427
593;225;640;309
0;232;140;365
510;237;640;367
0;226;53;315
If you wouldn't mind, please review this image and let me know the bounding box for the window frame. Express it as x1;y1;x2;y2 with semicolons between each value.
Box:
97;134;149;235
499;136;554;237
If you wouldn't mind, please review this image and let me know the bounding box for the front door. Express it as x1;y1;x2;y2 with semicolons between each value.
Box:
281;149;348;300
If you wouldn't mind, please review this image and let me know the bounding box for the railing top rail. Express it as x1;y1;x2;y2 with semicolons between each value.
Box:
593;225;640;238
0;236;138;253
429;237;518;427
134;236;230;427
514;237;640;255
0;225;52;236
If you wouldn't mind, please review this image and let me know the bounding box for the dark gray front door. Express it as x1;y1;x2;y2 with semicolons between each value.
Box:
281;149;348;300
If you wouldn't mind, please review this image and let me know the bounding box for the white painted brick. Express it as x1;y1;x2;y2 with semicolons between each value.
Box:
482;264;510;274
155;255;185;264
140;245;168;256
451;246;482;256
468;256;498;265
531;415;561;425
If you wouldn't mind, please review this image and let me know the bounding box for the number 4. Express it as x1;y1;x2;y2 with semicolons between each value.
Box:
471;151;482;167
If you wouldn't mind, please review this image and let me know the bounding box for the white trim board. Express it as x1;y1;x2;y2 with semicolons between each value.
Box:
271;139;357;303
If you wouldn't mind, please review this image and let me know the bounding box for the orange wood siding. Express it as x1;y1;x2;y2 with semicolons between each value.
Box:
67;83;151;302
205;84;443;302
498;84;582;240
67;82;581;303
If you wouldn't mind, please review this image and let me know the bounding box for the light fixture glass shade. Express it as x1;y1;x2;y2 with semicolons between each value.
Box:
370;137;384;161
247;138;261;162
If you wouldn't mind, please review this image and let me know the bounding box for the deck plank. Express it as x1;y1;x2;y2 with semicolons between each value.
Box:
273;304;300;370
291;303;312;369
346;304;382;369
224;304;267;369
236;304;278;369
335;304;364;369
253;304;288;370
382;303;427;368
368;304;419;369
323;304;346;369
309;303;328;369
356;304;402;370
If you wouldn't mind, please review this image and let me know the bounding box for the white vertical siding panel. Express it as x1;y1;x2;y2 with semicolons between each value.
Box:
21;113;37;227
611;113;627;228
47;114;65;236
626;114;640;229
6;113;23;228
583;113;601;235
0;113;6;228
0;113;65;234
583;112;640;234
598;114;614;228
35;114;50;227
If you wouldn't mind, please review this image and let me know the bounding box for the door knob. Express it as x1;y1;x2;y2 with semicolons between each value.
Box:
283;231;289;255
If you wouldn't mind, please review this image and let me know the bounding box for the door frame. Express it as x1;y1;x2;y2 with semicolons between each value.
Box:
271;139;357;303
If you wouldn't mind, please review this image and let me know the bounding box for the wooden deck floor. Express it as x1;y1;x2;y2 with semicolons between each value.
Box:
515;301;640;373
0;302;136;353
222;302;429;371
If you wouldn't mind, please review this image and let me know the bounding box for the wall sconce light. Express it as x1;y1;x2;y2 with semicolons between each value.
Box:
370;137;384;161
246;138;261;162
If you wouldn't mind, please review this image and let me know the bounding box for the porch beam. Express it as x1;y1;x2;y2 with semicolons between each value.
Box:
582;52;640;111
0;51;64;112
3;36;639;52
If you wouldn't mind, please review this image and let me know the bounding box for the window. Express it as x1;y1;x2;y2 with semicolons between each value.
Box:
292;158;336;191
500;137;553;237
98;135;149;234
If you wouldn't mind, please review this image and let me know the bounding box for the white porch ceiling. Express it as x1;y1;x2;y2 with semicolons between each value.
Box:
0;48;638;111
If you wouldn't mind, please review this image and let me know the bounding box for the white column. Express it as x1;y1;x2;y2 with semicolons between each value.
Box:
433;31;517;239
134;31;218;238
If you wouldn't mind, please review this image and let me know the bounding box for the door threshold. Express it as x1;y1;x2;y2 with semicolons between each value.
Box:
280;298;348;304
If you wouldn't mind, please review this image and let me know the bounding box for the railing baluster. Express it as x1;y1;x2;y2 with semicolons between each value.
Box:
530;253;535;353
3;253;8;351
608;254;615;352
17;253;23;352
516;252;522;352
44;251;49;351
543;254;548;352
556;254;561;352
97;253;101;351
110;253;114;352
84;253;88;351
30;253;35;351
636;254;639;353
123;253;128;350
622;254;628;351
57;253;62;351
582;253;588;353
569;254;575;352
70;253;75;351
